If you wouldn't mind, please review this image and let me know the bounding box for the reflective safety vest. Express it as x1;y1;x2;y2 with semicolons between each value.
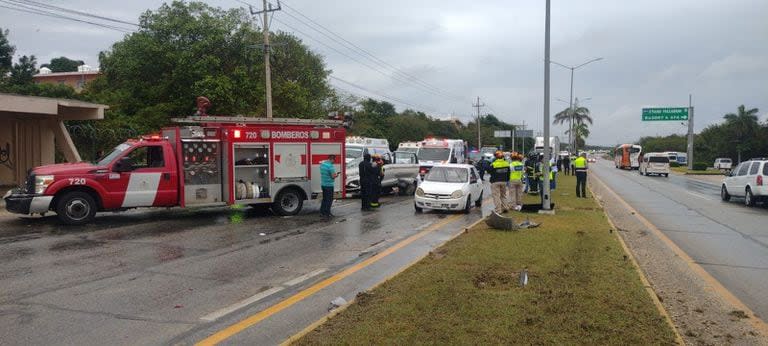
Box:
574;157;587;170
510;161;524;181
490;159;511;183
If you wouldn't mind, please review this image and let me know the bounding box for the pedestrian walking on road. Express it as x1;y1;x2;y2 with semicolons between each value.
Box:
489;151;511;213
574;152;588;198
359;153;373;211
509;152;525;211
320;154;339;218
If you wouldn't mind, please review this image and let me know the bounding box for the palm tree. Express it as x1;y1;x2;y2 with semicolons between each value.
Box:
724;105;759;163
566;122;590;150
554;98;592;152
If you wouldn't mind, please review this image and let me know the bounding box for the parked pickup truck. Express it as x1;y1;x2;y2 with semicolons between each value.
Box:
346;151;420;196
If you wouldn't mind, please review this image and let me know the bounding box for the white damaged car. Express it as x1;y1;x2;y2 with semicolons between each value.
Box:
414;164;483;213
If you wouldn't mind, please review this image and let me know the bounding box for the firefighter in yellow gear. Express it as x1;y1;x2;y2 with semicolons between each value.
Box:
508;152;525;211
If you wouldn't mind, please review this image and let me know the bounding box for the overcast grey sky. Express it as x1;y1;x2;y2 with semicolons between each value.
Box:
2;0;766;145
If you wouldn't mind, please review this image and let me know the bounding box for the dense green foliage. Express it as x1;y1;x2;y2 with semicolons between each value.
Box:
638;134;686;153
349;98;532;153
0;28;13;75
553;98;592;152
41;56;85;72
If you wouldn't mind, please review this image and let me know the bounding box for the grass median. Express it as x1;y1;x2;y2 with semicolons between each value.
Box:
294;174;677;345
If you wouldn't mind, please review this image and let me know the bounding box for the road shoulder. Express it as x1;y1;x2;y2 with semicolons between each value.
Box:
590;173;767;345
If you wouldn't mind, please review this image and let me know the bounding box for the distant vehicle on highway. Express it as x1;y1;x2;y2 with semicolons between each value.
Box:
721;158;767;207
663;151;688;165
639;152;670;177
397;141;420;154
416;138;466;178
615;144;642;169
714;158;733;170
414;164;483;214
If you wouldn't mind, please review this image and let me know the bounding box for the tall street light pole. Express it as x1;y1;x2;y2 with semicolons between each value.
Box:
550;57;603;153
542;0;552;211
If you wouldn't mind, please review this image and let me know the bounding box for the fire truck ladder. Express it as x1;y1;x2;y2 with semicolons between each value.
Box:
171;116;343;126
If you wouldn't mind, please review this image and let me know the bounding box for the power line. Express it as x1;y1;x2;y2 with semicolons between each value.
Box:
330;75;435;112
0;1;133;32
9;0;139;27
279;0;463;102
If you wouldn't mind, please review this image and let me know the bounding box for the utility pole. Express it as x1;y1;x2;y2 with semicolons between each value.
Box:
541;0;552;212
249;0;281;118
473;96;485;150
687;94;694;170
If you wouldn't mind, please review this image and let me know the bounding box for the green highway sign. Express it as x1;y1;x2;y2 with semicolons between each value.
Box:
642;107;689;121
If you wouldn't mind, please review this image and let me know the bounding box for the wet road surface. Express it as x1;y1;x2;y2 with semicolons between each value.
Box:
0;188;491;345
591;160;768;320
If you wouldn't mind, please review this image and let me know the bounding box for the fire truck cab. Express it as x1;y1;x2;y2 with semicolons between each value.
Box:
4;116;346;224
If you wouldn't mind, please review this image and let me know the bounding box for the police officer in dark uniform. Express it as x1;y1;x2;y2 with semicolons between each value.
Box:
359;153;373;211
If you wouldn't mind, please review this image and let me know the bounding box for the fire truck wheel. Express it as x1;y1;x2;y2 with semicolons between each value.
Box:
272;188;303;216
55;191;97;225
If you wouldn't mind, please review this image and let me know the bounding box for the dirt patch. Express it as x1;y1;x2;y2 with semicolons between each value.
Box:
472;269;518;289
49;238;105;251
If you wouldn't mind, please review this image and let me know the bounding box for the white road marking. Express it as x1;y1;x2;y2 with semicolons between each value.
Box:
686;191;713;201
200;287;284;322
282;268;327;287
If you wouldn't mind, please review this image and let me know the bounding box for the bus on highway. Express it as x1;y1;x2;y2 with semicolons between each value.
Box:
615;144;642;169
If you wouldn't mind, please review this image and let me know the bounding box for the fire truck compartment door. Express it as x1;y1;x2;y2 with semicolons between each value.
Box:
273;143;307;179
122;172;162;208
311;143;343;193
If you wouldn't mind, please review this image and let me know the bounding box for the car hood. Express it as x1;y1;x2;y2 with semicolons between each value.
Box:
33;162;99;175
420;181;466;194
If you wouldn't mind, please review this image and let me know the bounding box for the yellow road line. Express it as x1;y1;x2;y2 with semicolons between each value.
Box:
590;173;768;336
281;199;492;345
588;183;685;345
196;213;463;346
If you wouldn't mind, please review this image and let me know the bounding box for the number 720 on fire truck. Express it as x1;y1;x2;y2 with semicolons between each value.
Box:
4;116;347;224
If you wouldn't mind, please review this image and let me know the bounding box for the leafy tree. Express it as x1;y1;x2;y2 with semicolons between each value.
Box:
638;134;686;153
9;55;37;85
90;1;332;134
41;56;85;72
567;122;590;149
553;98;593;151
0;28;14;76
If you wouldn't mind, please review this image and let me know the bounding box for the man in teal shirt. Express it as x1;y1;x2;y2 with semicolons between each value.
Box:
320;154;339;218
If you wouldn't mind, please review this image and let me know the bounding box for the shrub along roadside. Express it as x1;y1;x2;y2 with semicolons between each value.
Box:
294;176;677;345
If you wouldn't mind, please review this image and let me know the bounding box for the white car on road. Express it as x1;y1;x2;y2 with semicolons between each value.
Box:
414;164;483;213
639;152;670;177
721;158;767;207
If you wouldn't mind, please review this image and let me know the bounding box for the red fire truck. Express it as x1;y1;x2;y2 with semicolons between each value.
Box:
4;115;346;224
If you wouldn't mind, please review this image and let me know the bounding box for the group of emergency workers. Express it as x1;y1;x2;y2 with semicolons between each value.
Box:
478;150;589;213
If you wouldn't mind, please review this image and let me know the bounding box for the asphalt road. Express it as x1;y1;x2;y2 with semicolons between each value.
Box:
0;188;491;345
591;159;768;320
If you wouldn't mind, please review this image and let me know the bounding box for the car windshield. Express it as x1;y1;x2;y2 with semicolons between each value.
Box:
649;156;669;163
425;167;468;183
720;158;732;163
346;148;363;160
418;147;451;161
96;143;131;166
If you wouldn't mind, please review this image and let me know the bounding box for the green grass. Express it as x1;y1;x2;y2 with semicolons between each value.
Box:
295;175;677;345
670;166;724;175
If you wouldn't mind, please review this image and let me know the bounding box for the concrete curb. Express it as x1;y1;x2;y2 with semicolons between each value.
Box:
588;177;685;345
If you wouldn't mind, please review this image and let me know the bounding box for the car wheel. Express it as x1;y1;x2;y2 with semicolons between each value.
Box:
272;188;303;216
475;191;483;207
400;182;416;196
414;202;423;213
745;188;755;207
721;185;731;202
55;191;97;225
463;195;471;214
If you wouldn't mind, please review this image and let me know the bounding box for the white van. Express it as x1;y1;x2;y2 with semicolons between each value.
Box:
714;158;732;170
345;137;391;194
417;138;466;177
639;152;670;177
